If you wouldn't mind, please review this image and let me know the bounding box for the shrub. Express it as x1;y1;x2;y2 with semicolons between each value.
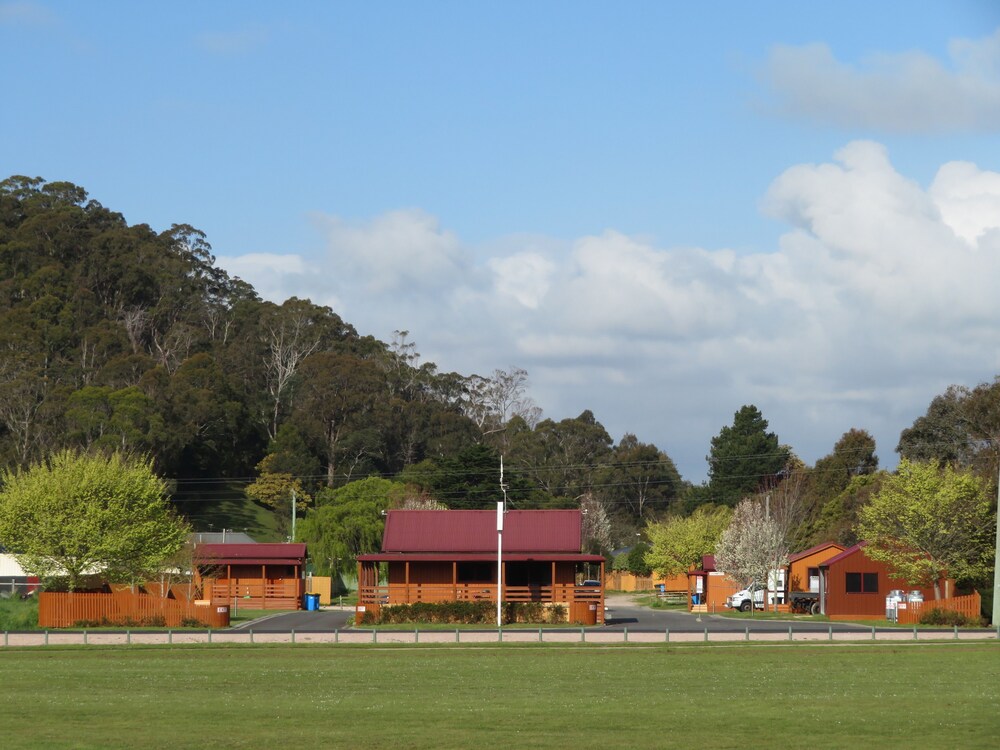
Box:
918;608;984;627
0;594;38;630
362;600;569;625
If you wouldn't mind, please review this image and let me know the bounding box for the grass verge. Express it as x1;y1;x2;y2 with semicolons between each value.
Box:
0;642;997;749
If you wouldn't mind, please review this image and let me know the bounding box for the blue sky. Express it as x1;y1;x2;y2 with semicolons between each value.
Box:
4;1;1000;481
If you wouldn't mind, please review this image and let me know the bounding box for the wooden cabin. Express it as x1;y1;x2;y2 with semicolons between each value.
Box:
356;509;605;624
787;541;845;596
818;542;938;620
686;555;742;612
195;543;306;610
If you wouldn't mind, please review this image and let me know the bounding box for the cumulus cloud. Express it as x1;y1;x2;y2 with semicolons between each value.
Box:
762;29;1000;131
218;142;1000;480
315;209;467;295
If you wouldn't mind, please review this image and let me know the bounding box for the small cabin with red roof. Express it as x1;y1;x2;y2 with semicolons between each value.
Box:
686;554;744;612
356;509;605;624
819;542;940;620
194;542;306;610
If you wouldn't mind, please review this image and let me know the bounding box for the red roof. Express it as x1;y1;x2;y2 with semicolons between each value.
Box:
358;552;605;563
818;541;867;568
380;510;583;554
788;541;845;564
194;543;306;566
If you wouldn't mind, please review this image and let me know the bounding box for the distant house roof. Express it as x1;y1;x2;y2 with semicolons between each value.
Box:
818;541;867;568
359;509;603;563
194;543;306;567
189;531;257;545
788;541;845;564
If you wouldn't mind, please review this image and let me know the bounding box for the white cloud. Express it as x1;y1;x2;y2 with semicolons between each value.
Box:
218;143;1000;481
315;209;467;295
762;30;1000;131
488;252;554;309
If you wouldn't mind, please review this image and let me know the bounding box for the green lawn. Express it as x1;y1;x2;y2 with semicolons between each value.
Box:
1;642;997;749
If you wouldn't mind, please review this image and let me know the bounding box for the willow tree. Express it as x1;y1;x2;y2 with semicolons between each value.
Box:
0;450;188;590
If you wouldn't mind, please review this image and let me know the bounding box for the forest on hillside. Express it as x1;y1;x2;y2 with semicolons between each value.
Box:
2;177;998;570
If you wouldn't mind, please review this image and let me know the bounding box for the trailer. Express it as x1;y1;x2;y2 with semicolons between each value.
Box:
789;591;821;615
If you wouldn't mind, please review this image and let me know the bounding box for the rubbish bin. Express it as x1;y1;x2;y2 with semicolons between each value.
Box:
691;593;700;605
304;593;320;611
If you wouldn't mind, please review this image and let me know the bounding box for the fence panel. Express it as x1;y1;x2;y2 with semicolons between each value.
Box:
896;592;981;625
38;592;229;628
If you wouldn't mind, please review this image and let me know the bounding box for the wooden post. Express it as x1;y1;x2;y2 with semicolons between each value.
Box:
599;560;606;624
452;562;457;601
261;564;267;608
405;561;410;603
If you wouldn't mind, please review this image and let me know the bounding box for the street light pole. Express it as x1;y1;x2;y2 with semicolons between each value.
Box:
497;456;508;628
497;500;504;628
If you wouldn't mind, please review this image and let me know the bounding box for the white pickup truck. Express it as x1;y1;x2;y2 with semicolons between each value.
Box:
725;583;768;612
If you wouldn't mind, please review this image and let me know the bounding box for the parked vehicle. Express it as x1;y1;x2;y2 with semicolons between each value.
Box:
725;583;767;612
788;591;821;615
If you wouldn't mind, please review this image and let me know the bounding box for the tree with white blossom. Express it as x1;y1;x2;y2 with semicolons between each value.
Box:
714;498;788;596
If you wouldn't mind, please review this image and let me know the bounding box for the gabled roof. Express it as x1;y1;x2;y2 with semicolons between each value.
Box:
788;541;845;564
194;543;306;566
688;554;717;576
818;541;867;568
380;509;583;554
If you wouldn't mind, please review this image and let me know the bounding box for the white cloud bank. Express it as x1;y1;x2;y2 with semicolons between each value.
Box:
217;142;1000;480
763;29;1000;131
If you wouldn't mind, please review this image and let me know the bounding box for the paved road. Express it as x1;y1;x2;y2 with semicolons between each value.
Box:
600;595;867;634
231;608;355;632
236;596;873;635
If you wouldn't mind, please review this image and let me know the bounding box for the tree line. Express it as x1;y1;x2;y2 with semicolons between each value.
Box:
2;176;996;596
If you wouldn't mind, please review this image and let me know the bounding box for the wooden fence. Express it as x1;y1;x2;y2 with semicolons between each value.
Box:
38;591;230;628
604;572;655;591
895;592;981;625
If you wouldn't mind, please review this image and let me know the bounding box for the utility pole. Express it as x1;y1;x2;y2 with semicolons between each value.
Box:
291;488;297;542
993;463;999;627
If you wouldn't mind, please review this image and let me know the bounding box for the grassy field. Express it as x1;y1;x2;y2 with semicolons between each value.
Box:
1;642;997;749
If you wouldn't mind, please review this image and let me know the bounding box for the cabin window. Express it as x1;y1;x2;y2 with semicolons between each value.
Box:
845;572;878;593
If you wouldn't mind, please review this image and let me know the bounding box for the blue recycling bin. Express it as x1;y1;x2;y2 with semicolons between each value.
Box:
304;593;320;611
691;593;700;605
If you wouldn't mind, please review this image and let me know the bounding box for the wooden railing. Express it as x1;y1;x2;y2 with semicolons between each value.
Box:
359;583;602;606
39;591;230;628
207;579;304;610
895;592;981;625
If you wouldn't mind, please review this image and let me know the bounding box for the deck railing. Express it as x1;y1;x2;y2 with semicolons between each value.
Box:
359;582;602;606
207;579;304;610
